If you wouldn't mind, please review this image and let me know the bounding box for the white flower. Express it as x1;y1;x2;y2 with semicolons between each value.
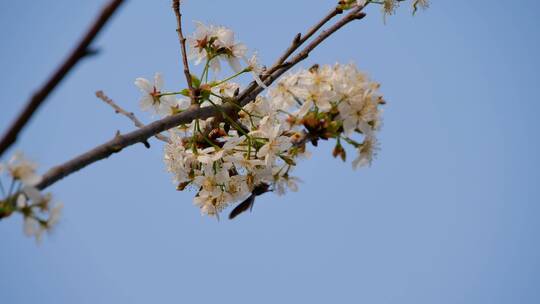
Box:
23;216;44;242
197;147;224;164
22;186;42;203
164;134;199;184
135;73;177;116
267;72;301;110
293;99;313;118
253;117;292;166
7;152;42;186
223;152;264;171
188;22;214;65
188;22;248;73
246;53;266;88
239;95;275;127
16;194;27;208
222;135;246;151
294;65;336;111
352;137;379;169
215;26;247;72
227;175;250;200
194;166;229;192
412;0;430;14
382;0;399;22
274;174;301;195
206;82;240;107
47;203;63;227
339;90;381;137
194;189;232;216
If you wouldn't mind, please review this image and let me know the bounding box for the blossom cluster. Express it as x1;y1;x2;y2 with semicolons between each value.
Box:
135;21;385;217
339;0;430;21
0;152;62;242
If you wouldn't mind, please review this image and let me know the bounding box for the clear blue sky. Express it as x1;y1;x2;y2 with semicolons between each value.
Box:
1;1;539;303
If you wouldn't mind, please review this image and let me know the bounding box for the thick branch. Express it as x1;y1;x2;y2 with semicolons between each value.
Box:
36;105;220;190
0;0;125;158
172;0;195;101
95;91;170;143
35;5;368;192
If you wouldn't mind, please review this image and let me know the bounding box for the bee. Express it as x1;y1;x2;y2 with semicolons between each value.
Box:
228;183;270;219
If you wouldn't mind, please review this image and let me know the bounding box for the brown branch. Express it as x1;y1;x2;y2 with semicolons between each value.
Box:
238;6;367;106
34;5;369;192
0;0;125;158
267;6;343;77
35;104;220;190
238;6;343;104
172;0;195;102
95;91;170;143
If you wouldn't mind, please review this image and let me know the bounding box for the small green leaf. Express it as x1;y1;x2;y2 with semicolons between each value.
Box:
180;88;190;97
191;75;201;88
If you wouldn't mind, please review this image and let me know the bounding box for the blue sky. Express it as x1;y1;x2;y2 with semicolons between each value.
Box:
1;1;539;303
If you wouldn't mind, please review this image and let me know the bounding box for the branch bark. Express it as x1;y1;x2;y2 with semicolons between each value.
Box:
0;0;125;158
95;91;170;143
239;5;344;102
172;0;195;102
35;4;368;191
238;6;366;106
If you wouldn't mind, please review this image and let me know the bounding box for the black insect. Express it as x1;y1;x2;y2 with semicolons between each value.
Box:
228;183;270;220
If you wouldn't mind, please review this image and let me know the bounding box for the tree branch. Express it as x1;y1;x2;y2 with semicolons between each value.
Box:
237;6;367;106
35;4;369;192
0;0;125;158
172;0;195;102
239;5;344;100
95;91;170;143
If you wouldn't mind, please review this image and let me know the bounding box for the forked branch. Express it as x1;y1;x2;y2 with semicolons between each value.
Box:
95;91;170;143
34;4;370;192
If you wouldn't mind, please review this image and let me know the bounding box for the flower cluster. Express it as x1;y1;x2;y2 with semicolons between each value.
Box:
339;0;430;21
137;57;384;217
0;152;63;242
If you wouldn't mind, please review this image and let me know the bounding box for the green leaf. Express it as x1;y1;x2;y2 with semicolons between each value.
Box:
191;75;201;88
180;88;190;97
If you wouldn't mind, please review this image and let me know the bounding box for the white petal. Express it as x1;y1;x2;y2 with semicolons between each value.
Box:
154;73;164;90
21;173;42;187
342;117;357;135
16;194;27;208
24;217;39;237
48;203;63;226
134;78;152;93
139;96;154;112
226;57;242;73
177;98;190;111
23;186;42;202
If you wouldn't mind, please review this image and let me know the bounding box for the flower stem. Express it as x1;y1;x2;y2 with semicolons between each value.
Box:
211;69;248;88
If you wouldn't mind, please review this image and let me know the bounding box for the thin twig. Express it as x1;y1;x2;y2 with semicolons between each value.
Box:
95;91;170;143
0;0;125;158
267;6;343;77
34;4;369;192
238;6;367;106
238;6;343;103
172;0;195;102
